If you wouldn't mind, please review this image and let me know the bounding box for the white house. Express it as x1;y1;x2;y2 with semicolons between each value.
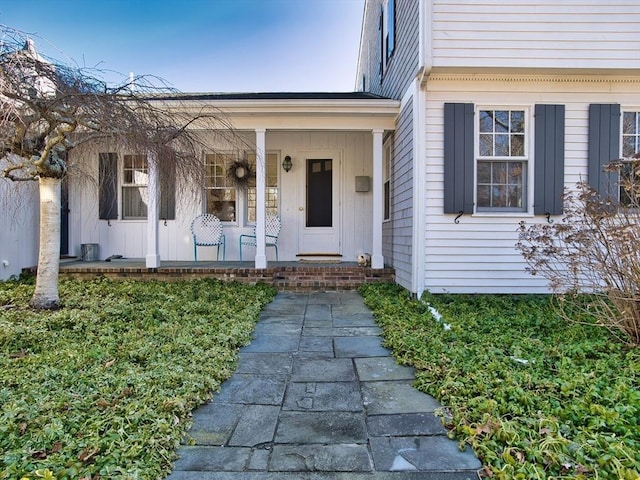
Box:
357;0;640;294
2;1;639;296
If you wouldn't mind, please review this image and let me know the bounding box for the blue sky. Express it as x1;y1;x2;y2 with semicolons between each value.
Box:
0;0;365;92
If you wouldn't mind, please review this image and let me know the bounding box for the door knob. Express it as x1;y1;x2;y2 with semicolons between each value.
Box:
298;207;304;211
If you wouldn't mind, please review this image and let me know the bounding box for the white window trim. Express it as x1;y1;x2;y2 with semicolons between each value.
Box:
473;105;533;215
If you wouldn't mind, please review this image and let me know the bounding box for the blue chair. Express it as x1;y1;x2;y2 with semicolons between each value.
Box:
239;214;281;261
191;214;225;261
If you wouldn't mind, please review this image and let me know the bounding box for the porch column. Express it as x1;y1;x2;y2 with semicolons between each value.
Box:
146;150;160;268
372;129;384;269
255;129;267;268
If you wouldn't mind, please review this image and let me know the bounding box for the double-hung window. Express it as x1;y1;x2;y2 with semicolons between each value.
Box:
98;152;175;221
247;152;279;223
477;109;528;211
622;111;639;157
621;111;640;205
205;153;237;222
122;154;148;219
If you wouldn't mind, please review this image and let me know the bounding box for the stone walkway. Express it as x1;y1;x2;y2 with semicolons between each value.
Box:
166;291;481;480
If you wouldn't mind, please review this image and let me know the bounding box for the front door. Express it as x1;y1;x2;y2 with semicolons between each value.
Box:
298;151;341;254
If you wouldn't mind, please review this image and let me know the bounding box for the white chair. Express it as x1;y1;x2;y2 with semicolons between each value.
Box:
239;214;281;261
190;214;225;261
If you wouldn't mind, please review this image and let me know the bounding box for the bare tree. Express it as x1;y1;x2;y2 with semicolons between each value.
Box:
0;26;241;309
517;154;640;346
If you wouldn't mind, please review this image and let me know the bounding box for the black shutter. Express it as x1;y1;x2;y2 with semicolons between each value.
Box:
588;104;621;199
444;103;474;214
98;152;118;220
159;160;176;221
534;104;565;215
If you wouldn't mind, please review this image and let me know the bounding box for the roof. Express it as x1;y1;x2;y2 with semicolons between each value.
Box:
151;92;391;101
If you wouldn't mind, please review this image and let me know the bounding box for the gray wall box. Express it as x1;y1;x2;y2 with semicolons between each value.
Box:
355;176;370;192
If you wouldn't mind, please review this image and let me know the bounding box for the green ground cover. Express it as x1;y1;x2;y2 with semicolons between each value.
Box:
0;277;276;479
359;283;639;480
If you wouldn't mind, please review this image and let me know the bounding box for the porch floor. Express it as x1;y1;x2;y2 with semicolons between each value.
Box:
48;259;395;291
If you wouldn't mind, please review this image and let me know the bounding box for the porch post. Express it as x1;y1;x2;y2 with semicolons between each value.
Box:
372;129;384;269
255;129;267;268
146;150;160;268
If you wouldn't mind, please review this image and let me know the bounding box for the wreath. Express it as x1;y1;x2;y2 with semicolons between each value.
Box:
227;160;253;189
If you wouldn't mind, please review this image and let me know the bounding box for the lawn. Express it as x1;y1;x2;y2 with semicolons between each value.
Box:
0;277;276;480
359;283;639;480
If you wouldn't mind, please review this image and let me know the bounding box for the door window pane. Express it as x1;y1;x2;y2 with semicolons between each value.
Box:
307;159;332;227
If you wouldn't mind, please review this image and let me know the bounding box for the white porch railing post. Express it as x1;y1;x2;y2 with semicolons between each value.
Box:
372;129;384;269
146;150;160;268
255;129;267;268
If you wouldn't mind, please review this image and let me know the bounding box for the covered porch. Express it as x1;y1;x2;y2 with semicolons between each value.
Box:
130;94;399;270
68;93;400;274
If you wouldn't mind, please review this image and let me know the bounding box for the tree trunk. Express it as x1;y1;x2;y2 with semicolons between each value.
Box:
30;176;61;310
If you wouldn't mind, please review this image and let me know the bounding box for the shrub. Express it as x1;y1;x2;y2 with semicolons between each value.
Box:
517;155;640;346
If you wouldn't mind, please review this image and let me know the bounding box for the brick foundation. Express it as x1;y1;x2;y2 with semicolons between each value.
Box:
39;263;395;291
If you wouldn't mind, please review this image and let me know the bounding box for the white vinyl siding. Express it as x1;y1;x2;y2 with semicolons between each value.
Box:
431;1;640;71
424;75;640;293
385;99;414;290
0;180;39;280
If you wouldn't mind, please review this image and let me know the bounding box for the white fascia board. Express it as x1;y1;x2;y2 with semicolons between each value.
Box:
158;98;400;131
157;97;399;112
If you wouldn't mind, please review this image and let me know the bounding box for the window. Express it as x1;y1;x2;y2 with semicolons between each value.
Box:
622;111;640;158
383;141;392;220
247;152;279;223
620;111;640;205
385;0;395;60
122;154;148;219
477;109;528;211
379;0;396;76
205;153;237;222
